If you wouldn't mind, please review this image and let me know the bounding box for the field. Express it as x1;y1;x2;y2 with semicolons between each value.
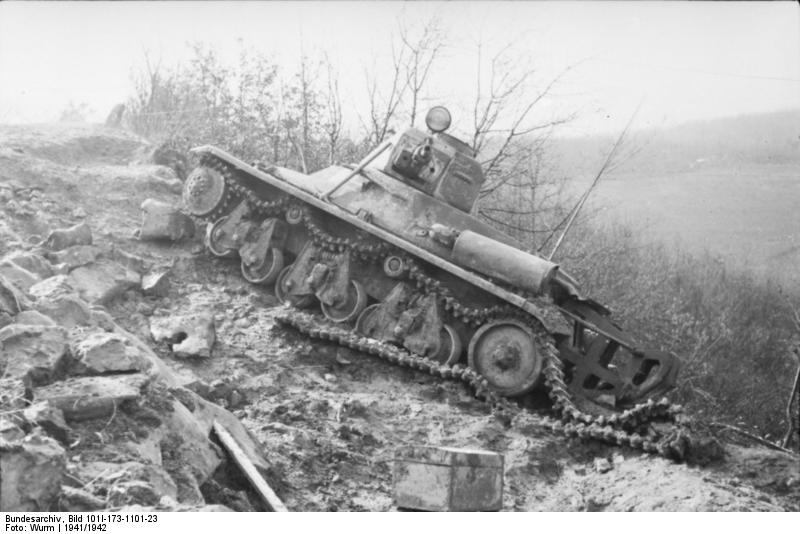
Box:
575;163;799;289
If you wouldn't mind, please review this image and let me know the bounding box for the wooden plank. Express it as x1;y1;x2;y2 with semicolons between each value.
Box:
212;420;289;512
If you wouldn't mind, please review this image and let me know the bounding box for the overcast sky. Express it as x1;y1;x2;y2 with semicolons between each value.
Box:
1;1;798;137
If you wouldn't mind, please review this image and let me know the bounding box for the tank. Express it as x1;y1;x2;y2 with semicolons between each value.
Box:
181;106;680;415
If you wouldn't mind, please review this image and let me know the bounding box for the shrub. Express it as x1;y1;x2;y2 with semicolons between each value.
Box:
558;219;799;439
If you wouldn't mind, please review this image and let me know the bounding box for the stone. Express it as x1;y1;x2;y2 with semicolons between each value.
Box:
34;294;93;328
114;331;181;388
160;399;222;486
394;446;504;511
71;207;87;218
138;199;195;242
141;269;170;297
29;275;77;301
23;402;71;444
33;374;149;422
0;431;66;511
43;222;92;251
45;245;102;271
189;394;272;474
109;248;146;274
0;260;40;292
150;313;216;358
52;263;70;275
5;252;53;279
15;310;57;327
151;144;188;181
593;457;612;473
59;486;105;511
1;418;25;442
1;274;25;326
68;260;141;304
78;461;178;504
0;377;31;411
106;480;161;507
135;302;154;316
0;324;68;384
89;308;117;332
167;464;206;505
121;431;163;466
70;331;152;375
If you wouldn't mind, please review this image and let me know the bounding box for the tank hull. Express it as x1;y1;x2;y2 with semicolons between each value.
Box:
184;146;680;407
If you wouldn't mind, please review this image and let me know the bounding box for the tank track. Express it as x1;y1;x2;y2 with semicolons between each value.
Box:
275;309;690;460
194;153;693;461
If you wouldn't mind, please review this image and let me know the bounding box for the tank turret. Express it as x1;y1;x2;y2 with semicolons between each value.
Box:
380;107;485;213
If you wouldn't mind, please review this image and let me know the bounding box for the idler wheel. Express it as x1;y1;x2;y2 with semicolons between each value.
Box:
183;166;229;218
321;280;367;324
433;324;463;366
241;248;284;285
468;319;542;396
274;264;315;308
205;217;237;258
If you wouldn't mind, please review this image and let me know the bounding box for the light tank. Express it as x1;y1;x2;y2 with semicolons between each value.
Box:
182;106;680;415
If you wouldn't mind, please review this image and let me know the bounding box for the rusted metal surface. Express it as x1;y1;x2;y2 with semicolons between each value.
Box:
394;446;503;511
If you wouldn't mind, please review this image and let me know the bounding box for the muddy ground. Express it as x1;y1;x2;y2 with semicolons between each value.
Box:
1;123;798;512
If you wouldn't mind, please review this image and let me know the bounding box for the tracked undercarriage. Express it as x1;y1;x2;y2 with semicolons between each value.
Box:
182;108;696;460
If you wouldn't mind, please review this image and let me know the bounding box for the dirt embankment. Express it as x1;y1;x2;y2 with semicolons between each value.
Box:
1;123;798;512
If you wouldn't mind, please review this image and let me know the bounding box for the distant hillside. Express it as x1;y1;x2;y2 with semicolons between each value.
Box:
542;110;800;289
549;109;800;178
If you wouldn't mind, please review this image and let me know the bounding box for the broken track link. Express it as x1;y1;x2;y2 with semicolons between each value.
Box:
275;308;692;461
193;155;691;460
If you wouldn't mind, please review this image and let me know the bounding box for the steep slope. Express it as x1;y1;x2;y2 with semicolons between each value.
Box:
1;122;797;511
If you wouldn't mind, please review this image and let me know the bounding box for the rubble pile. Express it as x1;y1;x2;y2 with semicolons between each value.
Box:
0;221;274;512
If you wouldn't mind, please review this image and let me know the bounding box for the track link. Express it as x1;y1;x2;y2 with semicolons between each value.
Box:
275;308;690;460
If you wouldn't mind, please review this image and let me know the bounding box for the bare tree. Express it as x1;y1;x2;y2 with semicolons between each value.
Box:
470;41;577;199
362;18;447;145
322;56;343;165
465;39;578;248
297;52;316;162
399;18;446;127
364;41;408;145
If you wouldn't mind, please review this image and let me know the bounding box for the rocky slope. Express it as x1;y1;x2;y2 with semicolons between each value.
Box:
1;123;797;512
